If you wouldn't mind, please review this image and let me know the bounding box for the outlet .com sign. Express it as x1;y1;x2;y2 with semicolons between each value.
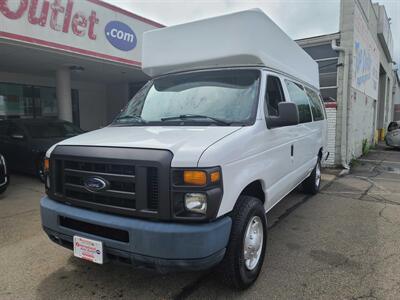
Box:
0;0;161;65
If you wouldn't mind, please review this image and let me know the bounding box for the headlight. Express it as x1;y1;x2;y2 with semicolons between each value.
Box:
172;167;223;220
185;193;207;214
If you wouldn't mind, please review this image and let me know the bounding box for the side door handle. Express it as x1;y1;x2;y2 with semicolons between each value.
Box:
291;144;294;157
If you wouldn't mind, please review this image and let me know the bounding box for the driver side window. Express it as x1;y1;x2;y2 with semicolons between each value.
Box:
265;76;285;117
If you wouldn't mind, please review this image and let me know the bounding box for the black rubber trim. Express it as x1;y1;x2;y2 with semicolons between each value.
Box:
59;216;129;243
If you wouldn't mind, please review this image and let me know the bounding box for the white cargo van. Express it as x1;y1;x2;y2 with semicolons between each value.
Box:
40;9;327;289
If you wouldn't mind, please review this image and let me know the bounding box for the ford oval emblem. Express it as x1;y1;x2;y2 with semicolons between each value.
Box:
105;21;137;51
84;177;108;192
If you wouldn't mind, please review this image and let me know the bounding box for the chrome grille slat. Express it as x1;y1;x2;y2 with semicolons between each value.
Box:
64;168;136;183
64;183;136;200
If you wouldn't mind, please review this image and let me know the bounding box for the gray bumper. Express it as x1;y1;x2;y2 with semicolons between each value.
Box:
386;134;400;147
40;197;231;271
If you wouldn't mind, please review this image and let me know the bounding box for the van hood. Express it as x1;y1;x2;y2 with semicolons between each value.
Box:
50;126;242;167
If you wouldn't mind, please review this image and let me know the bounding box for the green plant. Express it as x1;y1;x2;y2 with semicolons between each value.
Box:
362;138;370;156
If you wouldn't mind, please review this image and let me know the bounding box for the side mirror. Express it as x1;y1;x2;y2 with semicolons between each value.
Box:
266;102;299;129
11;134;25;140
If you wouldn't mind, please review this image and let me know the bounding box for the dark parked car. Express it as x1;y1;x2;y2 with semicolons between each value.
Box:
0;154;9;194
0;119;83;181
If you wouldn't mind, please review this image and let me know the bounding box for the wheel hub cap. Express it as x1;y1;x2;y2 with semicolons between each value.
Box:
243;216;264;270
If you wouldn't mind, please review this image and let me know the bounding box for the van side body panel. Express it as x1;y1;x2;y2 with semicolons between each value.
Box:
198;70;326;218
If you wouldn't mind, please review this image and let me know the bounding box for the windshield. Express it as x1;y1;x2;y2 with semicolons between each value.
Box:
27;122;83;139
113;69;260;126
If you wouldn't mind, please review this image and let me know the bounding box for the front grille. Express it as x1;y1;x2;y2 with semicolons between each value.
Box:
49;146;173;219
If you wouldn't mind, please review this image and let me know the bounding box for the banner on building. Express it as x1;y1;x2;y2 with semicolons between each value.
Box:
352;5;379;100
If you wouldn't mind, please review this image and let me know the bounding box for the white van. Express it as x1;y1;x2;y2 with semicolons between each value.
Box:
40;9;327;289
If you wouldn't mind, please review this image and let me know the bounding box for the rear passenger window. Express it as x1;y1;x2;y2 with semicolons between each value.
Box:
285;80;312;123
305;87;325;121
265;76;285;116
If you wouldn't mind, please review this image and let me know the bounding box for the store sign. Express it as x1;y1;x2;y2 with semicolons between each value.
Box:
105;21;137;51
352;6;379;100
0;0;162;65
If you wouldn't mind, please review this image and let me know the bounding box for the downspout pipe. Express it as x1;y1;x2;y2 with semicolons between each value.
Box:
332;39;350;170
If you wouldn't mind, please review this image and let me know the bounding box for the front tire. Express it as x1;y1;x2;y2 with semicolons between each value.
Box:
302;158;321;195
219;196;267;290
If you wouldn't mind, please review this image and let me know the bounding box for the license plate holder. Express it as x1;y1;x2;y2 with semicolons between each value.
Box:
73;236;103;264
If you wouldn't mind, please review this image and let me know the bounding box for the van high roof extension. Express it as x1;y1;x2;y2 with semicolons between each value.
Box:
142;9;319;89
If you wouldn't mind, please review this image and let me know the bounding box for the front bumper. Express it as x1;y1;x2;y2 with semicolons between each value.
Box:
386;134;400;147
40;196;232;272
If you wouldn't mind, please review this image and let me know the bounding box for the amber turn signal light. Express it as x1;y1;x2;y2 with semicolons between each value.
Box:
210;171;221;183
183;170;207;186
43;158;50;173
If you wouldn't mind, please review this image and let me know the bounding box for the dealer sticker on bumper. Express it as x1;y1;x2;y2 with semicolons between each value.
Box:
73;236;103;264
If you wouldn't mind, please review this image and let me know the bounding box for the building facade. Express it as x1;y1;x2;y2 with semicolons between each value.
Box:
0;0;162;130
297;0;395;167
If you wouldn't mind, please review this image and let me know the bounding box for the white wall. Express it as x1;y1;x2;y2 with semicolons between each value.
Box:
74;81;108;131
324;106;337;166
348;89;376;158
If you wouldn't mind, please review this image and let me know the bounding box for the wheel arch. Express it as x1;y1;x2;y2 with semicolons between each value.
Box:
238;180;266;205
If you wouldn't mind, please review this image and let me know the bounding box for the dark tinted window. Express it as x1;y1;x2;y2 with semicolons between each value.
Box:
285;80;312;123
305;87;325;121
388;122;400;132
265;76;285;116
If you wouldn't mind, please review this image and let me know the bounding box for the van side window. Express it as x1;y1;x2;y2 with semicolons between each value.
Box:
285;80;312;123
265;76;285;116
305;87;325;121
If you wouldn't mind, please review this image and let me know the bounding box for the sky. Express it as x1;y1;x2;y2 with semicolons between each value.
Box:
105;0;399;64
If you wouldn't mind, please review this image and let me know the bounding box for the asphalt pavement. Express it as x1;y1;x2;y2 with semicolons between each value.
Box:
1;144;400;299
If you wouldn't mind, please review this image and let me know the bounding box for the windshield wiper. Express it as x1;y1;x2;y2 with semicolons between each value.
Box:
114;115;147;124
161;114;231;125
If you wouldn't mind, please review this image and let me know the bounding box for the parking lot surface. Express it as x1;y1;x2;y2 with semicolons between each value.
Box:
1;145;400;299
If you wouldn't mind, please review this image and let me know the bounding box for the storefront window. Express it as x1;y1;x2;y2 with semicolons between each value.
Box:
0;83;57;118
321;87;337;102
